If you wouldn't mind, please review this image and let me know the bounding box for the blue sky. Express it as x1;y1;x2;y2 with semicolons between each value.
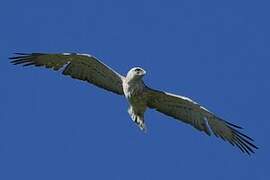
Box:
0;0;269;179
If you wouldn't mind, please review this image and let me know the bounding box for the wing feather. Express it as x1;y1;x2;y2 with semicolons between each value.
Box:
146;87;258;155
10;53;124;95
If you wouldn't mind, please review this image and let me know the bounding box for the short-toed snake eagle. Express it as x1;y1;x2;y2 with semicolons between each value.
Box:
10;52;258;155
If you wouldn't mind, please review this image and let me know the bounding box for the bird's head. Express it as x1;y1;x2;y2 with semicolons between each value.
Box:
126;67;146;81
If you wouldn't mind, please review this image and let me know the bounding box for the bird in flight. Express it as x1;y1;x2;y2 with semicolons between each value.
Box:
10;52;258;155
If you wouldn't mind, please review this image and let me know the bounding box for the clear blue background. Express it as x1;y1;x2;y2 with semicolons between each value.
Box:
0;0;269;179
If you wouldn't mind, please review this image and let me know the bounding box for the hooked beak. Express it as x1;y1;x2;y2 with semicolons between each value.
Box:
141;70;146;76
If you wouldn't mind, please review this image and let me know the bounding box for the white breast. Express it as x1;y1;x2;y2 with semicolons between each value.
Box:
123;79;148;114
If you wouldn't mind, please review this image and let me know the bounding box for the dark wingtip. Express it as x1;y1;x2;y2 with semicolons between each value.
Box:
231;127;254;141
9;53;33;65
225;120;243;129
9;56;27;60
221;119;258;155
229;127;258;155
14;52;31;55
9;53;30;60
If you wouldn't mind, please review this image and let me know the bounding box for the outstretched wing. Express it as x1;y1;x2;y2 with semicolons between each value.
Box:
146;87;258;155
10;53;124;95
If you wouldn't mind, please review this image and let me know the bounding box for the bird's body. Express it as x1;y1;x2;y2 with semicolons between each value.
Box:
10;52;258;155
123;67;148;130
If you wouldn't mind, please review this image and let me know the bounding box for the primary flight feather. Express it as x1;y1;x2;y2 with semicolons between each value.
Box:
10;52;258;155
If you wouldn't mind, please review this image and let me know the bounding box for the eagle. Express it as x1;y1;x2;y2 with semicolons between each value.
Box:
10;52;258;155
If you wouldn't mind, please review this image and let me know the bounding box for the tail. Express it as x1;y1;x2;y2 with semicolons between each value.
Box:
128;108;147;132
